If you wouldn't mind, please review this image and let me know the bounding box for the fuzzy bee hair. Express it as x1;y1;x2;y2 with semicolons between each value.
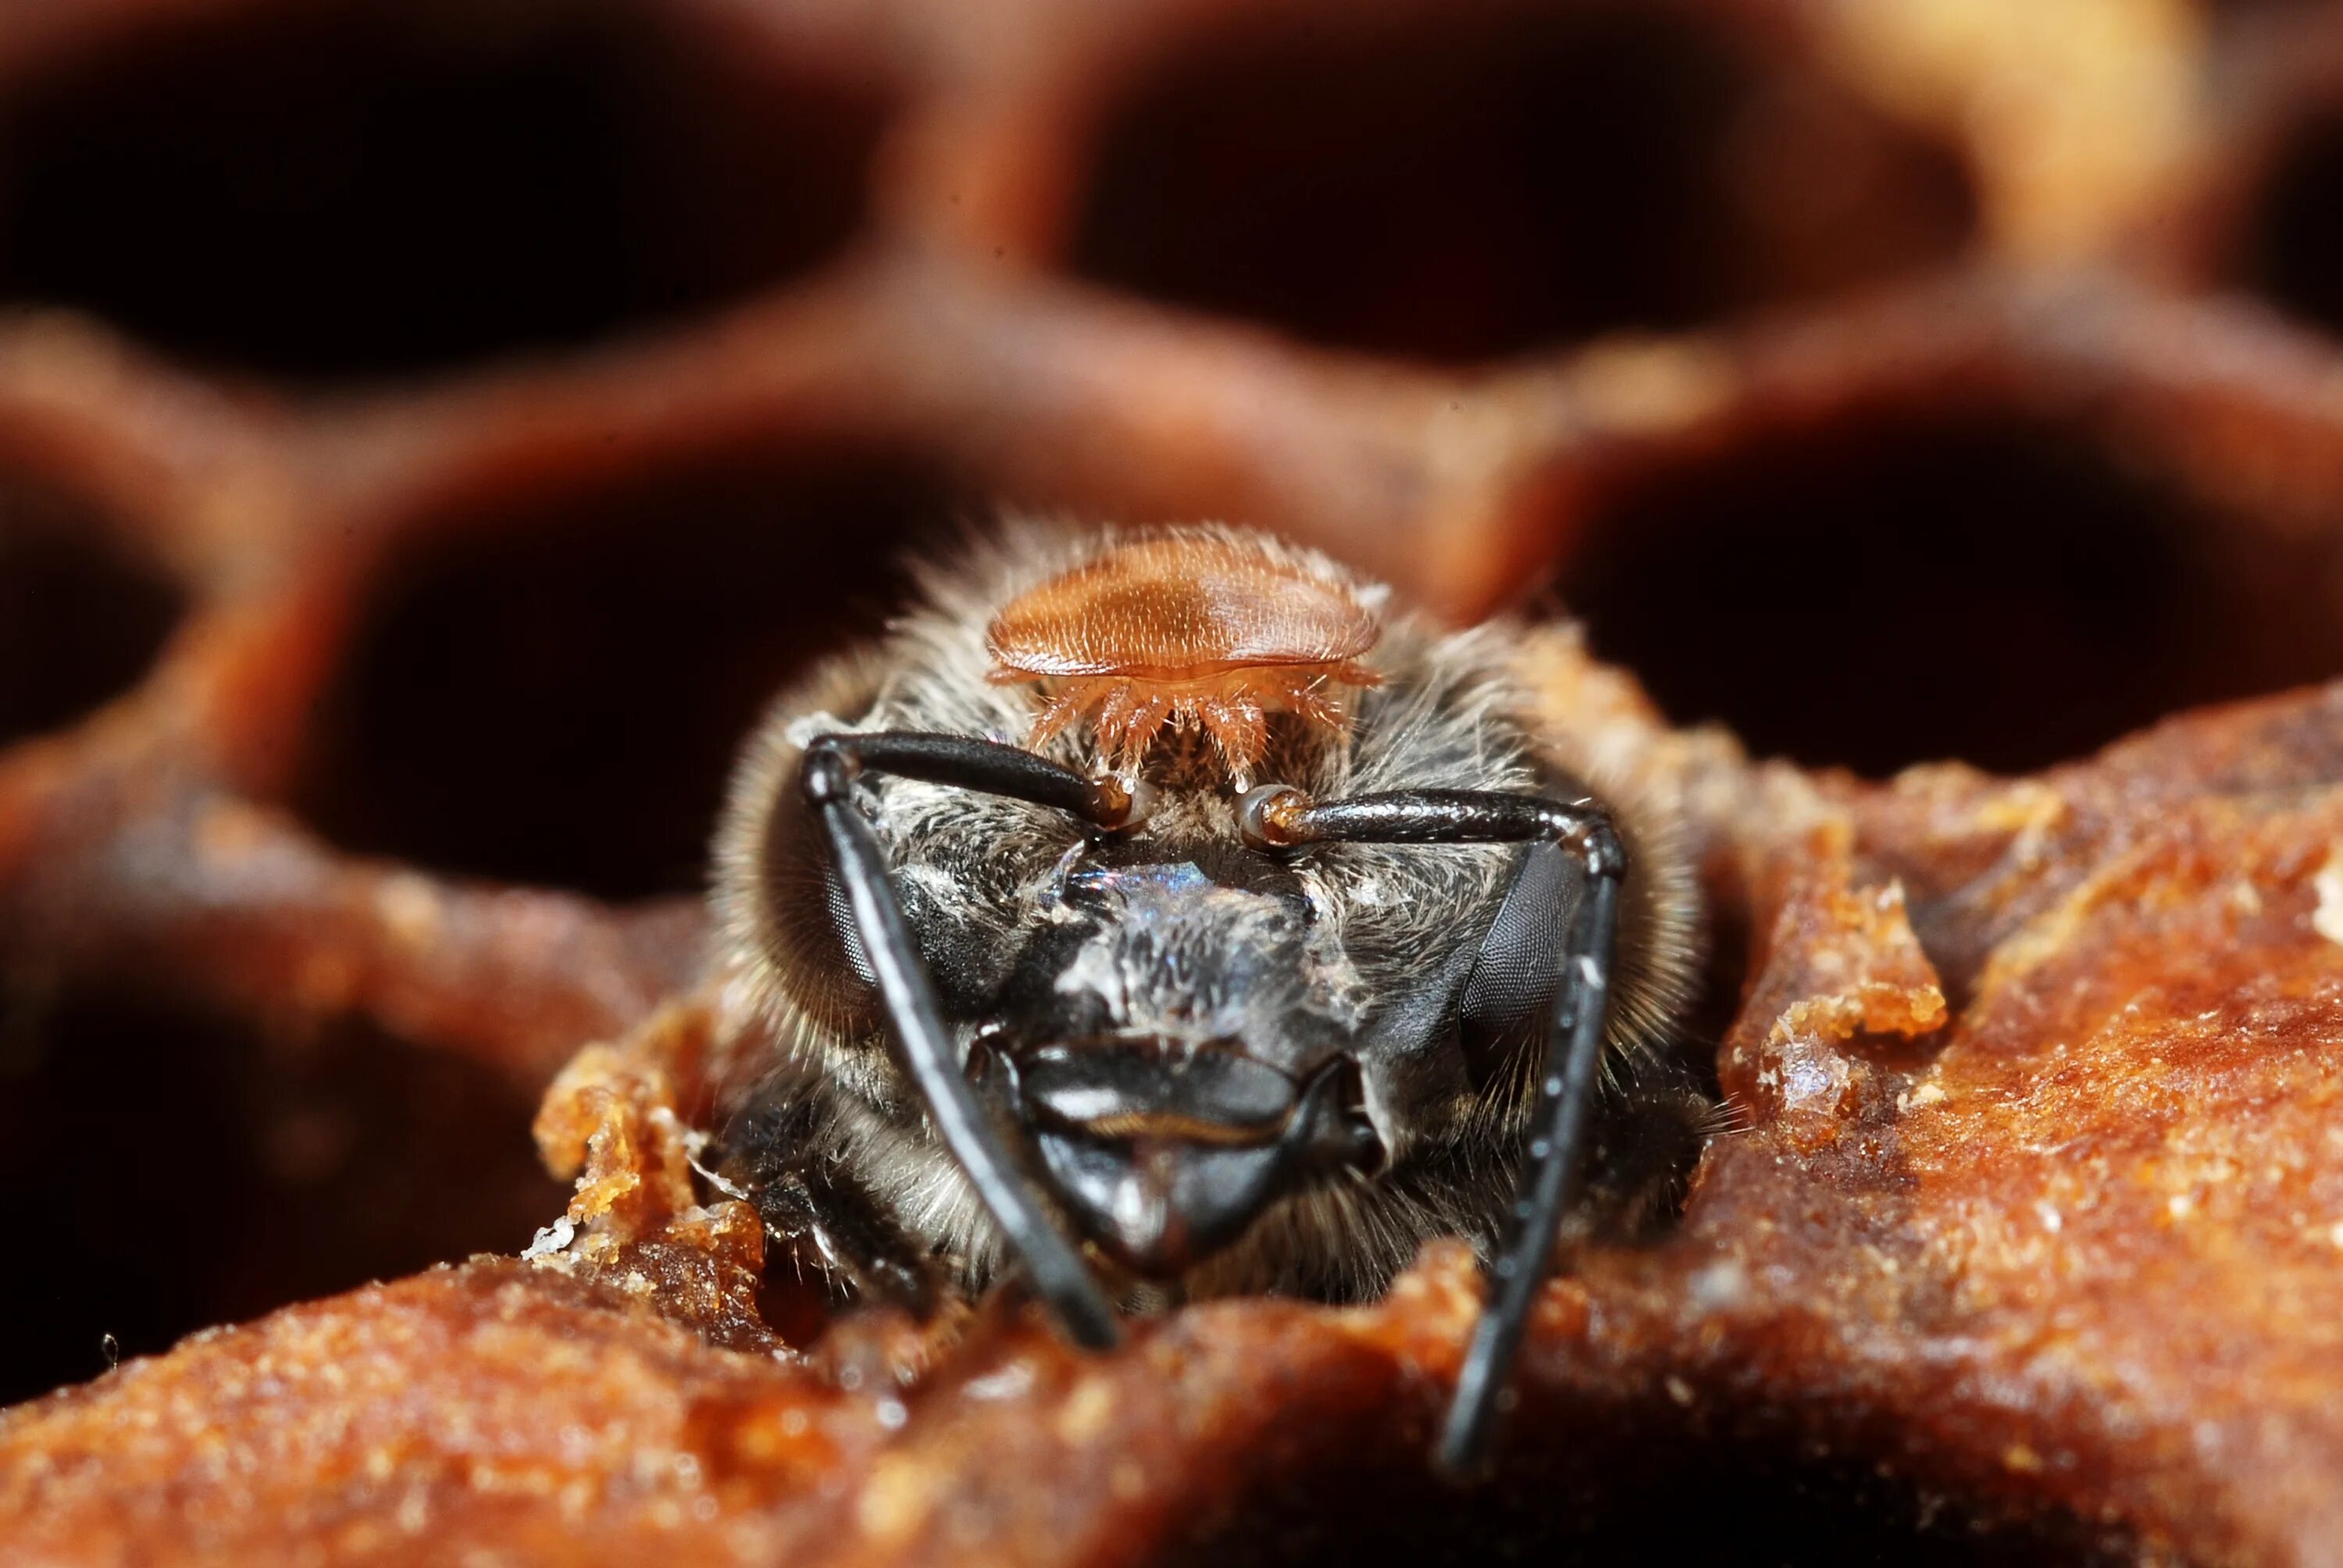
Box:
707;522;1703;1309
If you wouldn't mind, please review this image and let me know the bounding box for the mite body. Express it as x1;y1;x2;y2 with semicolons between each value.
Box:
708;524;1702;1468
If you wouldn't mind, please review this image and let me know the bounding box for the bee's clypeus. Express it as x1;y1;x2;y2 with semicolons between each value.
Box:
707;524;1703;1471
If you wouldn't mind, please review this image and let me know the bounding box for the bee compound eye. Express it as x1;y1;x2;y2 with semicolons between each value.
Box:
1457;842;1572;1092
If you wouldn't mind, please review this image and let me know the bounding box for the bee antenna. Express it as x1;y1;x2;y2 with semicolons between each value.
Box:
1236;782;1625;1479
800;732;1124;1352
1434;862;1621;1479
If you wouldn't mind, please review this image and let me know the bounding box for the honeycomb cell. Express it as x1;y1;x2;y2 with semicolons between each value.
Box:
2242;106;2343;340
1072;6;1974;362
1558;411;2343;776
0;480;180;751
290;446;965;901
0;1;892;381
0;983;562;1407
1164;1424;2136;1568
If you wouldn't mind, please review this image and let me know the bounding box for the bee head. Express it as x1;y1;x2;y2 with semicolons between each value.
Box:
749;743;1586;1285
713;526;1699;1303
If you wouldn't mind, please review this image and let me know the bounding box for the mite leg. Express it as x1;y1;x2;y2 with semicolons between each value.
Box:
800;732;1123;1350
1239;785;1625;1477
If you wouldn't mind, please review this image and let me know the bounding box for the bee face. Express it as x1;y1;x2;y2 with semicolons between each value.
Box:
962;840;1382;1274
710;524;1701;1311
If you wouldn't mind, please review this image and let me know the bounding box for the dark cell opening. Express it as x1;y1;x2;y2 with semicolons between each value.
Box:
0;0;890;382
0;982;562;1406
0;481;181;750
1072;6;1974;362
1163;1413;2137;1566
1558;413;2343;776
2244;109;2343;337
290;447;964;901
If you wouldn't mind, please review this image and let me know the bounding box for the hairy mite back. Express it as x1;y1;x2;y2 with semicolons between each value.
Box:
986;530;1382;781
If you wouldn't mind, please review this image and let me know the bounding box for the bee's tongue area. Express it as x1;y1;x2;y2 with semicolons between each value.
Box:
992;1039;1380;1278
1020;1039;1297;1143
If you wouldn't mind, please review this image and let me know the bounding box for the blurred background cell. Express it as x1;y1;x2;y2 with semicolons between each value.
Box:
1071;5;1977;362
0;0;892;380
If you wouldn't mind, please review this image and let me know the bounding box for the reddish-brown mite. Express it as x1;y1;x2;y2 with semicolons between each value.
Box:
985;533;1382;777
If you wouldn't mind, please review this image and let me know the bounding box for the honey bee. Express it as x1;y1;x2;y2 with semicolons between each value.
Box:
707;524;1702;1472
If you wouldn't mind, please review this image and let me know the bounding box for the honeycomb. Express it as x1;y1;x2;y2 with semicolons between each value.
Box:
2;0;2342;1561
